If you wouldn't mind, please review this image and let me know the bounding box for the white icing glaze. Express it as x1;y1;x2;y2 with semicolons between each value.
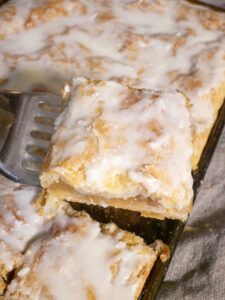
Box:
0;0;224;133
0;241;20;271
0;175;157;299
0;176;48;273
6;209;156;300
0;177;45;252
44;78;193;210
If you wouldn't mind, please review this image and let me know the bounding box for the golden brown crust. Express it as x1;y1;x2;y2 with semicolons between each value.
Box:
192;80;225;169
0;265;7;296
44;183;192;222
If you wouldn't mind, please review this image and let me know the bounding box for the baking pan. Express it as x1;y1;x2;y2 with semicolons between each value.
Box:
0;0;225;299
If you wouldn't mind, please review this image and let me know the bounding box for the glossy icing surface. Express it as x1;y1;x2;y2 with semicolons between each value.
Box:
0;176;45;272
0;0;224;134
42;78;193;211
0;176;156;299
6;214;156;300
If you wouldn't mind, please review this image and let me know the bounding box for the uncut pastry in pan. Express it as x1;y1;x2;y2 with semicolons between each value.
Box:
0;0;225;169
41;78;193;221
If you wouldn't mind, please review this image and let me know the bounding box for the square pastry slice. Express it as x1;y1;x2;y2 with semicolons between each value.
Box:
5;210;162;300
41;78;193;220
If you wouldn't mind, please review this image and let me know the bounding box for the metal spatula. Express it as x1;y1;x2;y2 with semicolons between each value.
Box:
0;91;61;186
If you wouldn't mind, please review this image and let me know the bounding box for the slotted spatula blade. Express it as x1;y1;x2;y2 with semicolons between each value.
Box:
0;91;61;186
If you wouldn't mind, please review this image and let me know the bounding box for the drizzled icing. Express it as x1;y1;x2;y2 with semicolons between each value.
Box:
0;176;45;272
6;216;157;300
0;0;225;134
0;176;158;299
41;78;193;211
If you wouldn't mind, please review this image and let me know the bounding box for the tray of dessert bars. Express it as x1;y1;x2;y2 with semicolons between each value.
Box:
0;0;225;299
1;85;225;300
67;92;225;299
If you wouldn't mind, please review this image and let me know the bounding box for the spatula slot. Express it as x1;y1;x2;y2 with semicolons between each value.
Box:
38;102;61;113
31;130;51;141
22;159;42;172
34;116;55;126
26;145;47;158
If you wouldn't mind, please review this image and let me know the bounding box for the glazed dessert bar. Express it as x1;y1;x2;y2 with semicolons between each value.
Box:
41;78;193;221
0;175;165;298
0;0;225;169
5;210;160;300
0;176;46;295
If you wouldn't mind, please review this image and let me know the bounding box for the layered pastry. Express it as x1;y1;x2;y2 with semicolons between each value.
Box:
0;0;225;167
40;78;193;220
0;175;167;298
4;208;166;300
0;175;71;295
0;176;46;295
